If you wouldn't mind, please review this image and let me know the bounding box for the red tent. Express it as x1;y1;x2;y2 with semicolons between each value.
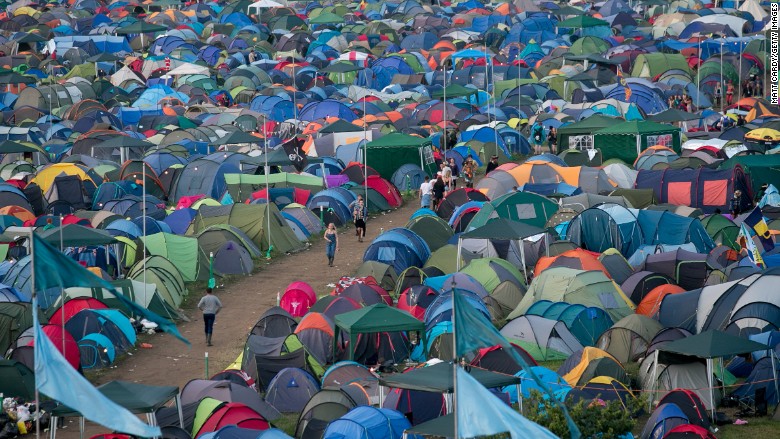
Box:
49;297;109;326
281;281;317;317
28;324;80;370
195;403;269;437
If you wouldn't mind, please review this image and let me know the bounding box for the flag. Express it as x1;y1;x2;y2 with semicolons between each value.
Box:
739;223;765;268
742;206;774;252
453;290;581;438
33;297;161;438
618;66;631;101
457;367;558;439
32;234;188;344
281;136;308;172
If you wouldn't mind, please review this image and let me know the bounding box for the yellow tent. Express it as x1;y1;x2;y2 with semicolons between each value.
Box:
30;163;100;193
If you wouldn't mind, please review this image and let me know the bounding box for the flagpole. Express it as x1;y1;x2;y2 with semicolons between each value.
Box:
30;232;40;439
263;116;271;254
60;215;65;355
452;287;459;439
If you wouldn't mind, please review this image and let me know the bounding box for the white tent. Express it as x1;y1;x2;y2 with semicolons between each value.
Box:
248;0;284;14
163;62;210;77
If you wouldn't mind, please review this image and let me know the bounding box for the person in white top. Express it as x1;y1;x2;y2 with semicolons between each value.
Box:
419;176;432;209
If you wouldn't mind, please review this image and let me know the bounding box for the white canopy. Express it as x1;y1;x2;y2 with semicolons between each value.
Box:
163;62;209;77
248;0;284;14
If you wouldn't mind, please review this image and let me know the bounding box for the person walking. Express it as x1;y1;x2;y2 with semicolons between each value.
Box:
353;196;366;242
547;127;558;154
726;81;734;106
486;155;499;174
198;288;222;346
324;223;339;266
432;173;446;211
462;156;475;188
729;190;743;217
419;175;432;209
448;157;459;190
531;121;545;155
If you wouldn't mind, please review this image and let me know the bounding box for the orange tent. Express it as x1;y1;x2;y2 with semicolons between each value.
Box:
535;248;610;278
0;205;35;222
636;284;685;317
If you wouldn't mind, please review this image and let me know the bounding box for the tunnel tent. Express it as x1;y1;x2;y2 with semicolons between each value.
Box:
190;203;305;255
138;232;208;282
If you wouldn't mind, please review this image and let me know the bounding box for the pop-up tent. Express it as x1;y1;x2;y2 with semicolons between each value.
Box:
651;330;773;419
364;133;437;180
594;120;681;164
333;304;425;361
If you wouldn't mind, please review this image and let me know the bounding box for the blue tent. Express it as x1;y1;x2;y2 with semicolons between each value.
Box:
504;366;571;403
640;403;690;439
323;406;412;439
363;228;430;274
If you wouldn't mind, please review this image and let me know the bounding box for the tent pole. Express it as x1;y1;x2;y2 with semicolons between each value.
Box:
650;350;659;411
708;358;715;421
772;350;779;411
452;298;459;439
456;237;462;271
30;231;40;439
143;155;147;291
60;215;65;355
519;238;527;281
517;383;523;415
264;115;271;253
720;39;724;116
363;95;368;206
443;59;447;152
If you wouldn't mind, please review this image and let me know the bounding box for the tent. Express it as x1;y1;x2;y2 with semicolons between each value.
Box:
596;314;663;364
524;300;614;347
333;304;424;362
500;315;583;361
265;368;320;413
634;166;752;214
322;406;411;439
594;121;681;164
508;267;635;323
364;133;437;180
0;359;35;400
651;330;772;418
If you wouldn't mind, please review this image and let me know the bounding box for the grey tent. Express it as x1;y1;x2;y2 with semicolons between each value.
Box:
596;314;663;364
265;367;320;413
180;379;280;422
213;241;254;275
295;388;361;439
250;307;297;337
500;314;583;362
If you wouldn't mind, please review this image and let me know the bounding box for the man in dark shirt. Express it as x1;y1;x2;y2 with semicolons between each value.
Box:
485;155;499;174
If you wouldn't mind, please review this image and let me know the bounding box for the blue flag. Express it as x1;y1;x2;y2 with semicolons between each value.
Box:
457;367;557;439
453;289;581;438
33;297;161;438
32;234;188;345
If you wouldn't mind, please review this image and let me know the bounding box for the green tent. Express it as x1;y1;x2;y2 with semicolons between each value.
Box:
468;192;559;229
508;267;635;322
139;233;208;282
405;214;454;251
0;359;35;401
365;133;437;180
354;261;397;291
378;360;519;392
557;114;622;149
700;215;740;250
460;257;526;293
630;53;691;78
224;173;324;202
424;244;463;274
557;15;609;28
61;279;182;321
721;155;780;193
334;304;425;361
37;224;118;247
597;314;663;364
594;120;681;164
430;84;479;99
309;11;344;24
127;256;187;308
189;204;305;254
0;303;42;354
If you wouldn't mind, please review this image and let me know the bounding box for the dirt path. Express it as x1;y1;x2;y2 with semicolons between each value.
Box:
57;201;420;438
